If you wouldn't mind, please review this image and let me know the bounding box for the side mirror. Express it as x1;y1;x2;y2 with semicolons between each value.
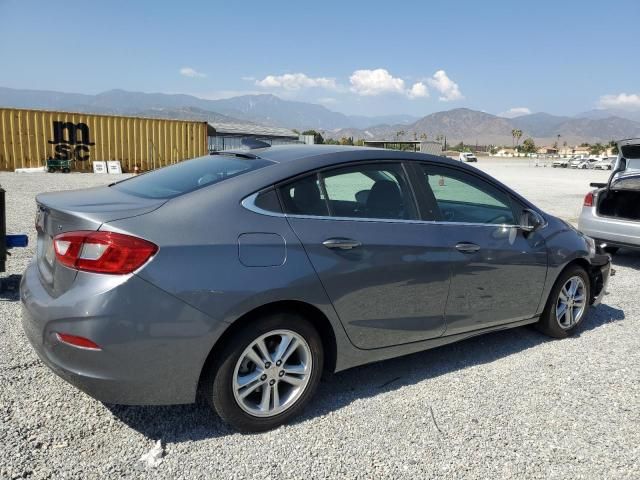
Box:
520;209;544;233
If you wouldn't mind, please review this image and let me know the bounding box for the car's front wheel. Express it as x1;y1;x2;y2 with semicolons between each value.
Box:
537;266;590;338
203;313;323;432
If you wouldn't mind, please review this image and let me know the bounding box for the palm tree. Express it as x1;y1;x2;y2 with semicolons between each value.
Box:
511;129;522;148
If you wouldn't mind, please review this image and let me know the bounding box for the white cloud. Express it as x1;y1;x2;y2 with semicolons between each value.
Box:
255;73;337;90
349;69;430;99
179;67;206;78
408;82;429;99
499;107;532;118
598;93;640;110
427;70;463;101
349;68;406;96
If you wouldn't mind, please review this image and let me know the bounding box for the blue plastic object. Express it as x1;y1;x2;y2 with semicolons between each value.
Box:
6;234;28;249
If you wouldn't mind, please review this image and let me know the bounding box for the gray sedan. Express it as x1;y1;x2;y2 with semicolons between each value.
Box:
21;145;611;432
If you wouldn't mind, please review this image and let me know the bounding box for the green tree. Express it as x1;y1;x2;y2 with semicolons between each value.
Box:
589;143;605;155
339;136;353;146
607;140;619;155
451;141;470;152
301;129;325;145
521;138;536;154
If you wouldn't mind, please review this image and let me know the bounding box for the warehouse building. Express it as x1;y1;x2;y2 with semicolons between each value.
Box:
207;122;301;151
363;140;443;155
0;108;304;172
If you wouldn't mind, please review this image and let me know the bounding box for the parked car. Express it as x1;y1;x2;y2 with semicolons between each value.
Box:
577;158;599;169
593;158;614;170
458;152;478;162
579;139;640;253
552;158;569;168
570;156;593;168
22;145;611;432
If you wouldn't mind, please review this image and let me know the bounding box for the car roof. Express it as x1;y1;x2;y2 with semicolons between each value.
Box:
230;145;382;163
226;144;456;166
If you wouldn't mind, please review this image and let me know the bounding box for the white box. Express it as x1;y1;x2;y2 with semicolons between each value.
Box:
107;160;122;174
93;161;107;174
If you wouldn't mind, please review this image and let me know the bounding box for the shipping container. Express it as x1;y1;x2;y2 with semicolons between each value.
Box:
0;108;208;172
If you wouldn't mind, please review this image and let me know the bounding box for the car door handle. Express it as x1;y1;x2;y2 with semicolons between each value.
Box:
455;242;480;253
322;238;362;250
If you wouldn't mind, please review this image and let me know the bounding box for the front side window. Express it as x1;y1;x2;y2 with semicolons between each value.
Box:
420;165;515;224
279;163;417;220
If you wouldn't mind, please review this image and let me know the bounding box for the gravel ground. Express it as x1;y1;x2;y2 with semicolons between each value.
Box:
1;162;639;479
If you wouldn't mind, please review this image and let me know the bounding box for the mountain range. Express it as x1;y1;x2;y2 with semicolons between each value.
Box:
0;87;417;130
1;86;639;146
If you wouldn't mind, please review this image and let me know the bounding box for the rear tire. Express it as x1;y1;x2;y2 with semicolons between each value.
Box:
537;265;590;338
203;313;323;432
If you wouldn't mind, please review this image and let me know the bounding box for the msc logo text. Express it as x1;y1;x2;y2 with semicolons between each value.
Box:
48;121;95;161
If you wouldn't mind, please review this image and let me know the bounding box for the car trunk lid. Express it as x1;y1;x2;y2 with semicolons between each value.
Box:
596;171;640;222
35;185;165;296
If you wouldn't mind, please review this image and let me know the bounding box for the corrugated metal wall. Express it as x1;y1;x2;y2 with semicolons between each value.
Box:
0;108;208;171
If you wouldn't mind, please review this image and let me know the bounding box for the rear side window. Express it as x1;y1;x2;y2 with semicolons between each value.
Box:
279;163;417;220
112;155;274;199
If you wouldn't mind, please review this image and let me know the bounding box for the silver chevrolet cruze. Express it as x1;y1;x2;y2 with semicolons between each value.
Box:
22;145;611;432
579;138;640;253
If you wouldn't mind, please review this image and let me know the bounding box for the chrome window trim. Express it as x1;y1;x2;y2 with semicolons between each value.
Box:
241;192;530;228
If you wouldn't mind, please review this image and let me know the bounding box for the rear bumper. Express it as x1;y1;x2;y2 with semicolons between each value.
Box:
20;261;227;405
578;207;640;249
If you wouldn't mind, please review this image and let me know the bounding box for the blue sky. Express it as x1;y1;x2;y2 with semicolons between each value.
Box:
1;0;639;117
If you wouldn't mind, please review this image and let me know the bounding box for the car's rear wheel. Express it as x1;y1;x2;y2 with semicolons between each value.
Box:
537;266;590;338
203;313;323;432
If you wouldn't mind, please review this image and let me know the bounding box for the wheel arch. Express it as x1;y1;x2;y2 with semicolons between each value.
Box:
550;257;597;302
197;300;338;392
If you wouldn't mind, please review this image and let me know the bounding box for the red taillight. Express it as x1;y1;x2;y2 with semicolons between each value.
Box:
56;333;102;350
583;191;594;207
53;231;158;274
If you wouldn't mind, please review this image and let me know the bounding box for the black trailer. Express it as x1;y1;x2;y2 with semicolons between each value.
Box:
1;186;29;291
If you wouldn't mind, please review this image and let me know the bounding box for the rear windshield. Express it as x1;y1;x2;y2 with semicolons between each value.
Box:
112;155;274;199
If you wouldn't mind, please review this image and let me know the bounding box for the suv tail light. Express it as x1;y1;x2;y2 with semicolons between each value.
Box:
583;191;594;207
53;231;158;274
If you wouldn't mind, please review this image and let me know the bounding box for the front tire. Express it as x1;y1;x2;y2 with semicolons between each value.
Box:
537;266;590;338
203;313;323;432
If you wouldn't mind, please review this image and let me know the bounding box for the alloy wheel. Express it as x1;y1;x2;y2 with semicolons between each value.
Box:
556;276;587;329
232;329;312;417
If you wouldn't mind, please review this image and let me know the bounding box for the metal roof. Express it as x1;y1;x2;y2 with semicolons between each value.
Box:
207;122;298;138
